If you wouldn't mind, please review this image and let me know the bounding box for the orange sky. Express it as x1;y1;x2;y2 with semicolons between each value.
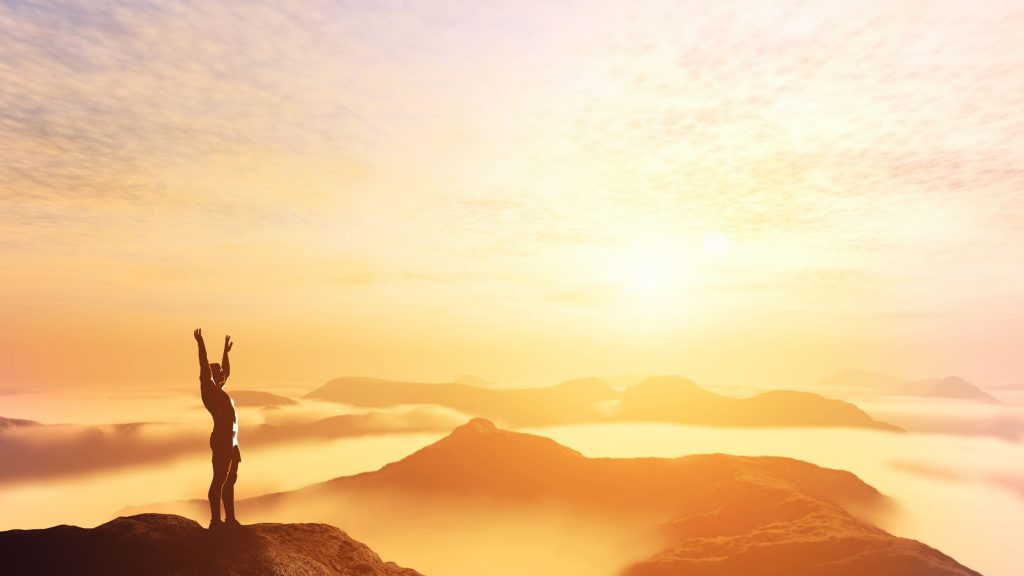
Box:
2;0;1024;388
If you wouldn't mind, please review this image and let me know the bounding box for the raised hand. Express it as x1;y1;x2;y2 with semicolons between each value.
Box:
196;328;211;378
224;335;233;352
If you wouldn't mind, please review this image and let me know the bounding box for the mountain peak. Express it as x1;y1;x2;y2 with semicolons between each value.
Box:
899;376;1002;403
420;417;582;459
0;513;422;576
451;417;498;435
359;418;584;493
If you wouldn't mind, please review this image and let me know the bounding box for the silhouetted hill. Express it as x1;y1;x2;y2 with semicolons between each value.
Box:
0;416;38;429
220;419;974;575
0;513;422;576
306;375;899;431
453;374;500;387
617;376;729;415
304;417;886;509
899;376;1002;403
249;406;461;442
228;390;297;407
305;376;618;426
620;376;901;430
819;370;1002;404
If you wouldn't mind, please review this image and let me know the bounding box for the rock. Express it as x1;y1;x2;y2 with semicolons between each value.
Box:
0;513;423;576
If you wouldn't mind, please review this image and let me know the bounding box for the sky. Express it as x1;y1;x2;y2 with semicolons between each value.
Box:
2;0;1024;389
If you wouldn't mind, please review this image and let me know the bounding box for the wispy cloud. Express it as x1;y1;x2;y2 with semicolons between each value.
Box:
3;0;1024;384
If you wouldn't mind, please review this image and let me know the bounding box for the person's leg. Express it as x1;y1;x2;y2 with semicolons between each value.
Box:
223;456;239;524
208;458;228;526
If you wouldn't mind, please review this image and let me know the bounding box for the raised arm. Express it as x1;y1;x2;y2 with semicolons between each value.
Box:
222;335;233;380
195;328;210;383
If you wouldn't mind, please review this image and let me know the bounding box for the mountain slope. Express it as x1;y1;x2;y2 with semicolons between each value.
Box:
223;419;974;576
317;418;883;509
0;513;422;576
629;494;974;576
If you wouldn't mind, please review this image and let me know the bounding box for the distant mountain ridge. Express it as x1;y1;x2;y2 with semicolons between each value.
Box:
306;375;900;431
0;513;422;576
899;376;1002;403
228;390;297;407
0;416;38;429
820;370;1002;403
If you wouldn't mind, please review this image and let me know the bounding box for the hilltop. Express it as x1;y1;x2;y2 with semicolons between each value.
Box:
0;513;422;576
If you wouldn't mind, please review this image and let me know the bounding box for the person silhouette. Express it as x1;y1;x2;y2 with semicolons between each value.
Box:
194;328;241;529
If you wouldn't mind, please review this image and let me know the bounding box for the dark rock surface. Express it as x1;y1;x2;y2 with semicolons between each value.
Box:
0;513;423;576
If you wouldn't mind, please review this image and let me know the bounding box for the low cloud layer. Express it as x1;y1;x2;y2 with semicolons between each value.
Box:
890;459;1024;502
0;403;465;484
857;398;1024;441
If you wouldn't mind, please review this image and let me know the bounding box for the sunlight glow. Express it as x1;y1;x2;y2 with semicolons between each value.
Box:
703;231;729;256
621;244;688;298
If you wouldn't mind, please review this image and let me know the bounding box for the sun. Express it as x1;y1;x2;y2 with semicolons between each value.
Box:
703;231;729;255
622;245;686;298
615;232;727;301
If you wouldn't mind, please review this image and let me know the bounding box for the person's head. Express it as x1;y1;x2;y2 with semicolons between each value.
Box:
210;363;226;387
